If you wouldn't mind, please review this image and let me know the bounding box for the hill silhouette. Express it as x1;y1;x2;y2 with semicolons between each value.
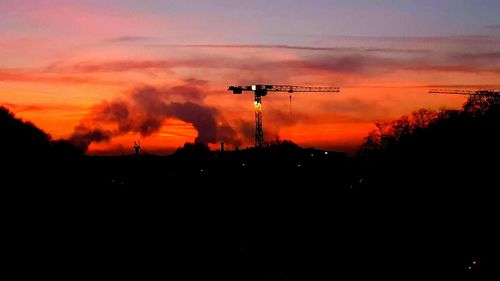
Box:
1;106;83;160
1;106;51;158
2;96;499;278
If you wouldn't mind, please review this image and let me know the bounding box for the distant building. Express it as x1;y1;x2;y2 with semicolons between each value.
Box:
134;141;141;155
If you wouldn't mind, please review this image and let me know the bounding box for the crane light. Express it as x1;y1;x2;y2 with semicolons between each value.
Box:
254;101;262;111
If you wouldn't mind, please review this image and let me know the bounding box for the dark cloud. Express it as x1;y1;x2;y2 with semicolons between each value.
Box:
237;120;255;144
169;85;207;102
5;35;498;88
486;24;500;30
217;122;241;147
329;35;500;44
301;54;399;74
156;43;429;54
164;102;218;143
57;58;231;73
182;78;209;86
108;36;155;43
69;84;245;151
448;51;500;62
94;100;132;132
69;125;112;151
40;39;500;79
400;63;500;73
54;48;500;78
129;85;206;107
71;60;173;72
302;50;500;75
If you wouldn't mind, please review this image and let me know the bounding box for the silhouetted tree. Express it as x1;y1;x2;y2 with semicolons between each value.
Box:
463;94;500;117
0;106;83;159
357;94;500;190
173;141;210;157
265;138;300;151
412;108;438;129
357;95;500;157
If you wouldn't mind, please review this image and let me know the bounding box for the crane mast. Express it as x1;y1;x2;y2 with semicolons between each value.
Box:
229;84;340;148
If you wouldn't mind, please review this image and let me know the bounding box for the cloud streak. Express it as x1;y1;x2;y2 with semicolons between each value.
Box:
108;36;155;43
3;43;500;95
40;46;500;78
486;24;500;30
154;43;429;54
2;103;85;112
0;69;117;85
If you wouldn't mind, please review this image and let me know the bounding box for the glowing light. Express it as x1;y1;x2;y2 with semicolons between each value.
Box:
324;151;328;155
254;101;262;111
252;85;257;91
472;261;477;265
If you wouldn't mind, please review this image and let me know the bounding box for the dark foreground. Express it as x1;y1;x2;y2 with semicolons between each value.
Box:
3;146;498;279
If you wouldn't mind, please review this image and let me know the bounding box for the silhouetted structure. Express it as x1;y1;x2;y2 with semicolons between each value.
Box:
134;141;141;155
228;84;340;148
429;88;500;96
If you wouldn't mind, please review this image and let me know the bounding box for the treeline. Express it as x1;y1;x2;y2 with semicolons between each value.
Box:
361;95;500;156
355;94;500;190
346;95;500;276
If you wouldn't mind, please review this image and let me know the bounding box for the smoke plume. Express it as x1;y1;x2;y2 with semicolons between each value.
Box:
69;125;113;149
70;84;242;151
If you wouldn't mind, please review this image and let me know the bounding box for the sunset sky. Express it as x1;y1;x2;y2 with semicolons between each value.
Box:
1;0;500;154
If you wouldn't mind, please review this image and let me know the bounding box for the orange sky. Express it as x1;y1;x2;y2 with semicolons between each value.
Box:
1;1;500;154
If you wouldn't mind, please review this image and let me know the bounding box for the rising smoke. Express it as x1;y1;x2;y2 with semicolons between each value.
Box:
69;85;243;151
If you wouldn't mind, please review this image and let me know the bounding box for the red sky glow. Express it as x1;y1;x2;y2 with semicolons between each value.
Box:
1;0;500;154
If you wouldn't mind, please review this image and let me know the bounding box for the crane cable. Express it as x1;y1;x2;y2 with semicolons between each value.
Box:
289;94;292;116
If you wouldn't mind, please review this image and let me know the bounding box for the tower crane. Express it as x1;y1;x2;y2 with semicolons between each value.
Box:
228;84;340;148
429;89;500;96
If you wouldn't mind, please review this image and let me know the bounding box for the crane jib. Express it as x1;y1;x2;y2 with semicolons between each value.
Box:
227;84;340;148
228;84;340;94
429;89;500;97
